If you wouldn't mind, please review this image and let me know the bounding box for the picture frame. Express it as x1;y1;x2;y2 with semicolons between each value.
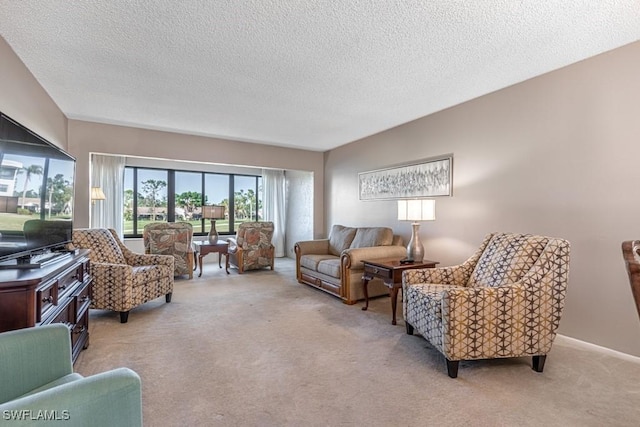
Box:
358;154;452;201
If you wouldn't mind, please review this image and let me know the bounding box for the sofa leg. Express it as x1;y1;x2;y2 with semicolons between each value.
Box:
166;292;172;303
446;359;459;378
405;322;414;335
119;311;129;323
532;355;546;372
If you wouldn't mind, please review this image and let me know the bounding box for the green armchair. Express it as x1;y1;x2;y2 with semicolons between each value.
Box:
0;324;142;426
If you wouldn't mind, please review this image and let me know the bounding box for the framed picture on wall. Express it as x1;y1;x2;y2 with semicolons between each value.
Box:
358;154;452;201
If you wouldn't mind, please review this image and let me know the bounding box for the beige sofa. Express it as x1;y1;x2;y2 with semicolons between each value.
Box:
295;225;406;304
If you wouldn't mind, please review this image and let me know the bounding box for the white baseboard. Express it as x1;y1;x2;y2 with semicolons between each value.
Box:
557;334;640;363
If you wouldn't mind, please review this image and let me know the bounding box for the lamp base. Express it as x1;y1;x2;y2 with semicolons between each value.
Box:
208;220;219;244
406;222;424;263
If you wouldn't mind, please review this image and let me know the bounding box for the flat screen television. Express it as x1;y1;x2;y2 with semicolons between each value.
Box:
0;112;75;268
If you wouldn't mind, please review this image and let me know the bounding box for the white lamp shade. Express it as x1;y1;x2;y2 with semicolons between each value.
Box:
202;205;226;220
398;199;435;222
90;187;106;201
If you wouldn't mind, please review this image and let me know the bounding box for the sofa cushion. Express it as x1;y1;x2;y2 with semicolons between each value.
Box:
300;254;337;271
350;227;393;249
317;258;341;278
329;225;357;256
467;233;548;288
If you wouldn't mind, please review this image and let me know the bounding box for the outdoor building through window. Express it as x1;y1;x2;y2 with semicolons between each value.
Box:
124;166;261;237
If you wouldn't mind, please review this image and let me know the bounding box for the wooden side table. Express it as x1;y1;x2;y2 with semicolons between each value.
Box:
193;241;230;277
362;258;439;325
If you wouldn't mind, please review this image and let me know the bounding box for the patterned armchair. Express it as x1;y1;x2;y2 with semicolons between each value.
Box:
72;228;174;323
403;232;570;378
143;222;194;279
227;221;275;274
622;240;640;321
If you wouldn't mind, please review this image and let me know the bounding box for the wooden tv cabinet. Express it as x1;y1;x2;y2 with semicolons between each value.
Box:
0;249;92;363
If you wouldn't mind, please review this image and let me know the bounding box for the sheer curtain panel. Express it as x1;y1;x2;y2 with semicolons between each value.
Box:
262;169;286;257
91;154;126;237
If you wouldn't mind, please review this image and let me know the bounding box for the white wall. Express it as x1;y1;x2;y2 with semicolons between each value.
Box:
325;40;640;357
0;38;67;150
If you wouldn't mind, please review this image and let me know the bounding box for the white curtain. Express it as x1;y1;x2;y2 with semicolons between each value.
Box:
91;154;126;237
262;169;286;257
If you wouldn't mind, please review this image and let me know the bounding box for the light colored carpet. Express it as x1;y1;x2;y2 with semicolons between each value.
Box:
75;258;640;426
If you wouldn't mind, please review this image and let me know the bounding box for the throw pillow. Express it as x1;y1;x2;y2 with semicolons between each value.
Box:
350;227;393;248
328;225;357;256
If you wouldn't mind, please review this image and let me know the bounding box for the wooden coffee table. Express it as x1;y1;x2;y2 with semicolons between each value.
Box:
361;258;439;325
193;240;230;276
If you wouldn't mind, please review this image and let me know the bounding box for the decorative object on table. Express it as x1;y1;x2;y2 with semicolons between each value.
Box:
403;232;570;378
622;240;640;321
90;186;106;204
397;199;435;263
202;205;226;243
358;154;452;200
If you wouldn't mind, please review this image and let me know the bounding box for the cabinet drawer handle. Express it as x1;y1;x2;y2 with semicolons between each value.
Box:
74;325;86;334
80;295;90;302
42;296;53;303
58;284;67;291
373;268;379;274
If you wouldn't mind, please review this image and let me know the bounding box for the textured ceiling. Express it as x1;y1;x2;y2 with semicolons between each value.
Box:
1;1;639;152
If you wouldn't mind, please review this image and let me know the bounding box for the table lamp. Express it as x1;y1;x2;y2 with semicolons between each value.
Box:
202;205;226;243
397;199;435;263
90;187;106;205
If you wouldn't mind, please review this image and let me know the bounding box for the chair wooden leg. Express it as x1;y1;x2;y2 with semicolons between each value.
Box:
532;355;546;372
166;292;172;303
405;322;414;335
446;359;459;378
119;311;129;323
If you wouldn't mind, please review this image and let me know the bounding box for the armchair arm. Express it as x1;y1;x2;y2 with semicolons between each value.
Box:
341;245;407;269
0;368;142;427
403;262;475;287
91;262;134;283
125;252;174;268
294;239;330;257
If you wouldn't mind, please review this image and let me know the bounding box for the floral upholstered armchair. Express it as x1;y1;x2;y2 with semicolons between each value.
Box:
403;232;570;378
72;228;174;323
143;222;194;279
227;221;275;274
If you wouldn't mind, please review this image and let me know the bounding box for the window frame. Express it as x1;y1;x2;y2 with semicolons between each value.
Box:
124;166;261;238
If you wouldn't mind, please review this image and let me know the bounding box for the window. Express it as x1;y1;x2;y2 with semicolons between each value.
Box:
233;176;262;223
124;166;261;238
203;174;229;234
